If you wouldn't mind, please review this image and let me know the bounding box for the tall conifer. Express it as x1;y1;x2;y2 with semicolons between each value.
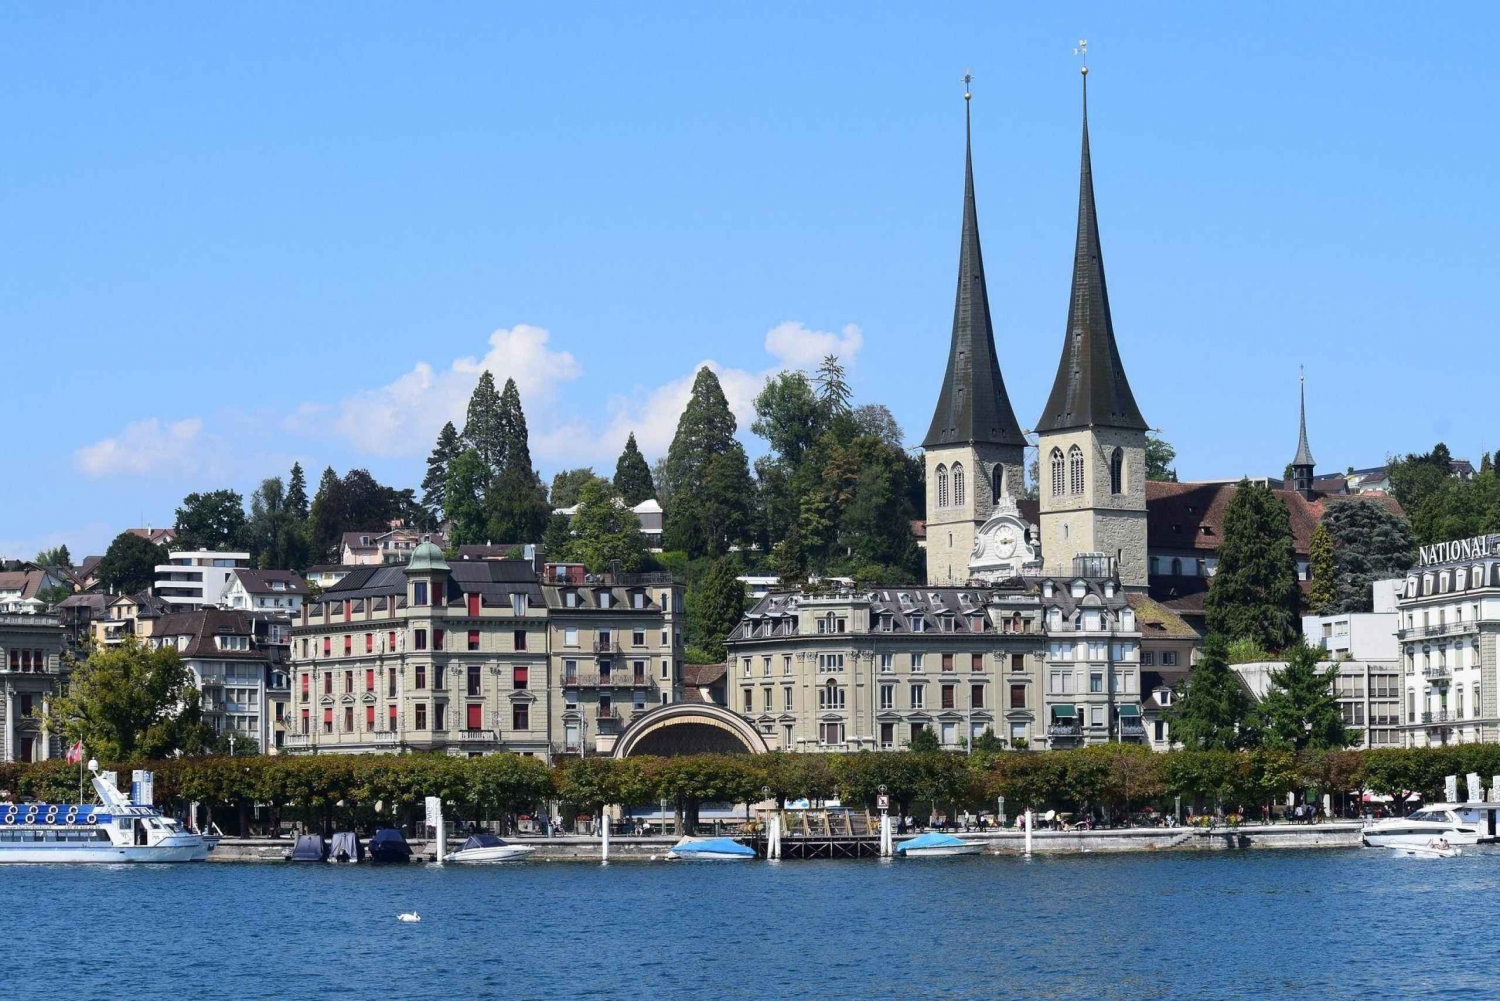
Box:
462;371;506;477
1203;480;1301;651
613;433;655;505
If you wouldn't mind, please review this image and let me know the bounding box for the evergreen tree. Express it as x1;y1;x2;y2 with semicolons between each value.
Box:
421;421;461;524
461;371;506;477
308;466;341;559
1255;643;1354;751
285;462;309;522
687;556;747;662
1167;634;1258;751
35;544;71;567
497;377;533;479
484;464;551;544
549;468;607;509
1203;480;1301;651
662;367;751;556
1320;499;1416;613
612;433;656;505
445;449;490;546
1307;523;1335;614
541;511;574;557
307;468;394;561
247;476;309;571
564;481;648;573
813;355;852;418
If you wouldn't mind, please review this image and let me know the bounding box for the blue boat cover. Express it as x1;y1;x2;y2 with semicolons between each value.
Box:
895;832;970;853
289;834;326;861
674;837;755;857
368;828;411;859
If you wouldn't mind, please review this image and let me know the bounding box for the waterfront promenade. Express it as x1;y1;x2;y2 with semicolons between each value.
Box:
206;821;1362;861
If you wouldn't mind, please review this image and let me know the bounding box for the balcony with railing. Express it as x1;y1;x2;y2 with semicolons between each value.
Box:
459;729;497;742
1423;664;1453;681
1400;621;1479;641
561;671;655;690
1422;710;1456;725
1047;723;1083;738
592;639;622;653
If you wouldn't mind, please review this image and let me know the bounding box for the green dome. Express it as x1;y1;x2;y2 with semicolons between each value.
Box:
406;541;449;573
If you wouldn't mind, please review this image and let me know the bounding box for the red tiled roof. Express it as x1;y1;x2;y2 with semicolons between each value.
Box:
1145;481;1404;557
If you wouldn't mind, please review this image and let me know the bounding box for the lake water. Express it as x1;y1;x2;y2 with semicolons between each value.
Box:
2;847;1485;998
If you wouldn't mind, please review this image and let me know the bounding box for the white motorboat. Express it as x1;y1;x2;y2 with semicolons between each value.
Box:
1393;841;1462;859
895;832;984;857
0;765;206;863
444;833;535;863
1363;807;1481;848
665;836;756;860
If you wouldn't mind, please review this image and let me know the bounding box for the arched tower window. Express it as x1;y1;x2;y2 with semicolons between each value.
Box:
1050;449;1065;497
952;463;965;506
992;464;1005;502
935;464;949;508
1068;446;1084;496
1109;448;1124;495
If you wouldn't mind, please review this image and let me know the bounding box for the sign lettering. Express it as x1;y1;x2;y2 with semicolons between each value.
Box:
1419;535;1492;567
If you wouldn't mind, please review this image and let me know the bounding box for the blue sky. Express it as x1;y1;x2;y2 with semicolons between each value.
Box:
3;3;1496;559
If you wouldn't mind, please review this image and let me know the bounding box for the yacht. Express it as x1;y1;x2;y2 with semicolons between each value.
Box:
444;833;535;863
1362;806;1483;848
0;764;207;863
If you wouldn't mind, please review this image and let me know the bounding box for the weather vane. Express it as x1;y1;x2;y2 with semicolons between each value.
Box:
961;68;973;101
1073;38;1088;75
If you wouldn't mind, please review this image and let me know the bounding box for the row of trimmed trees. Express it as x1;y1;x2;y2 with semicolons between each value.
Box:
3;744;1486;836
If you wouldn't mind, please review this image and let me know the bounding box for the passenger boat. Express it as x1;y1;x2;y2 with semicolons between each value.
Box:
328;831;364;863
0;766;206;863
665;836;755;860
444;833;536;863
1362;806;1482;848
895;832;984;857
368;828;412;864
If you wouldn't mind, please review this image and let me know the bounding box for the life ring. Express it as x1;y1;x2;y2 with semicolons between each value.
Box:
3;814;14;824
44;810;58;823
65;814;77;825
23;815;35;825
66;805;78;816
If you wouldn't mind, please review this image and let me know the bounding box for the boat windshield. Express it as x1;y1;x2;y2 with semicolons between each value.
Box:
1407;810;1455;824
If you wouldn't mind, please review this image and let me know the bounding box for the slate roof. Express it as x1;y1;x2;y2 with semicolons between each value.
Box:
231;569;308;595
921;101;1026;450
1291;374;1315;468
152;608;264;660
1037;77;1147;434
310;558;542;609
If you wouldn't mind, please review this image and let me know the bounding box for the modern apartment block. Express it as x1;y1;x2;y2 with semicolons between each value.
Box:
283;544;684;760
154;550;251;609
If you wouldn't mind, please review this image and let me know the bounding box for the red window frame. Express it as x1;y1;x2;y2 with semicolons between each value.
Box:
466;703;483;731
467;593;480;617
468;630;480;651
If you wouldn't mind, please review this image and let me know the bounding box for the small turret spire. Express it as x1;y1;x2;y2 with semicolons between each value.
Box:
1290;367;1316;499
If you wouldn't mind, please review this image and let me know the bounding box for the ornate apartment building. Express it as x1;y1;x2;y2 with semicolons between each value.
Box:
284;544;684;760
0;612;66;763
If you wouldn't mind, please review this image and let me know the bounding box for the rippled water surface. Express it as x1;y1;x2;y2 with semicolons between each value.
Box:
1;847;1485;998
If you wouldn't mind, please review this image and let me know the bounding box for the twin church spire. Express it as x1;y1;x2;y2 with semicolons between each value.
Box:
925;67;1146;451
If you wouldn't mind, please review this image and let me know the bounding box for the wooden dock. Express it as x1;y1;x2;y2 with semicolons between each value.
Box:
752;809;884;859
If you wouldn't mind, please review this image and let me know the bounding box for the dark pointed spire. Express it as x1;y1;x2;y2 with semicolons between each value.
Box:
1037;68;1148;434
922;78;1027;450
1292;367;1315;468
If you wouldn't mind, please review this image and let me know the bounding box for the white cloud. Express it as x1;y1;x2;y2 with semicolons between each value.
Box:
763;321;864;370
73;417;205;478
300;324;582;458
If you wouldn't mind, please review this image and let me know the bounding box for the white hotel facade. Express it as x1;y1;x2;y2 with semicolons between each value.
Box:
1396;533;1500;747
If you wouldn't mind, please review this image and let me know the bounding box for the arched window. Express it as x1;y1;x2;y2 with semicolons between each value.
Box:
952;463;965;506
992;464;1005;501
935;464;949;507
1170;557;1182;577
1068;446;1084;496
1050;449;1065;497
1109;447;1124;495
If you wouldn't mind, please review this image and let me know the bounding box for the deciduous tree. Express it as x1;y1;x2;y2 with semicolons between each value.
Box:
175;489;248;552
45;638;209;762
97;532;167;594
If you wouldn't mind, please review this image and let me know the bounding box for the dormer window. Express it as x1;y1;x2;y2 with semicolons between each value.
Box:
1041;581;1054;599
632;591;645;609
911;615;926;633
564;590;579;609
1071;580;1086;599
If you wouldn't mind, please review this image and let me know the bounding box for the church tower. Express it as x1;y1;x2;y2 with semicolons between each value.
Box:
1289;369;1316;500
921;81;1029;585
1036;68;1150;588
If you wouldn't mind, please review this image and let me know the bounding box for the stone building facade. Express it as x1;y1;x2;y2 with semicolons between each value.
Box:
0;612;66;763
284;545;683;760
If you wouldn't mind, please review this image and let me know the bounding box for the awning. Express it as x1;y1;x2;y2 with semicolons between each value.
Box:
1118;705;1141;717
1051;705;1077;719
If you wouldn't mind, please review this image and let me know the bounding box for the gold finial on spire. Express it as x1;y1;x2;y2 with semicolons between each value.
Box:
961;68;973;101
1073;38;1088;75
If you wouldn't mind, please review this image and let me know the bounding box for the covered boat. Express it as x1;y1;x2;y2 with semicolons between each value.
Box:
328;831;364;863
444;833;535;864
368;828;412;864
895;832;984;857
665;836;755;860
286;833;327;862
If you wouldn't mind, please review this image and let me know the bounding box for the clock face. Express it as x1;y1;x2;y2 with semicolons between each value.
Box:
994;527;1018;560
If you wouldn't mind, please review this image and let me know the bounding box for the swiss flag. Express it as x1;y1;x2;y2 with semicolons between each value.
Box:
65;741;83;764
